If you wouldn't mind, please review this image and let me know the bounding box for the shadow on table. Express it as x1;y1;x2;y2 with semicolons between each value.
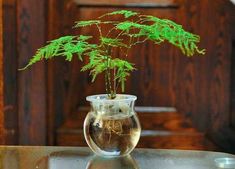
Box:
35;150;139;169
86;155;139;169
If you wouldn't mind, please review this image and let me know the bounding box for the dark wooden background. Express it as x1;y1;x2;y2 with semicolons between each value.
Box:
2;0;235;151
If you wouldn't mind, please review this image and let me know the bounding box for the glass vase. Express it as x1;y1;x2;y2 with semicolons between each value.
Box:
84;94;141;157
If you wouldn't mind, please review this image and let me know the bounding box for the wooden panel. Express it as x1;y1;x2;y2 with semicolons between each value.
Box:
57;111;200;132
56;111;219;150
17;0;47;145
47;0;79;145
138;134;217;150
0;0;6;144
74;0;179;8
74;0;177;5
174;0;200;121
3;0;18;144
231;40;235;129
171;0;233;133
206;1;230;131
3;0;15;6
230;6;235;130
187;0;235;152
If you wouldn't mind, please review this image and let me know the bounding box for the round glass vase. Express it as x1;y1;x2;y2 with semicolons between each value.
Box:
84;94;141;157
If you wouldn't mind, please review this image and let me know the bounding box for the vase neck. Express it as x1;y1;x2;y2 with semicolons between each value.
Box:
87;94;137;117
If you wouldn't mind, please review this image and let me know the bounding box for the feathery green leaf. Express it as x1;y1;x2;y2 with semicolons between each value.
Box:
100;10;139;19
21;10;205;97
115;21;142;32
74;20;101;27
110;58;135;92
101;37;128;48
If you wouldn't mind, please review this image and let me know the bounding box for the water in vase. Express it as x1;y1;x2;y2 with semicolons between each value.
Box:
84;112;141;156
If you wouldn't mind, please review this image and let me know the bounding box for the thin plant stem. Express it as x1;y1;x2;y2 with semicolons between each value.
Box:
105;69;109;96
96;24;103;37
113;67;116;95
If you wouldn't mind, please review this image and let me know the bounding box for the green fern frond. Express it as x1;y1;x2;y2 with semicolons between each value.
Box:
151;23;202;56
99;10;139;19
81;50;110;82
90;62;107;82
78;35;93;41
49;36;76;43
101;37;128;48
110;58;136;92
115;16;204;56
19;35;98;70
74;20;101;27
137;15;205;56
115;21;142;32
19;36;76;70
81;51;101;72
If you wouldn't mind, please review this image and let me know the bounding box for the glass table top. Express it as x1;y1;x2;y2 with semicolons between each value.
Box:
0;146;235;169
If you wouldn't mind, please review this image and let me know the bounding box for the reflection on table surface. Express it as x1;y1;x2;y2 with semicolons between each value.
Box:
0;146;235;169
86;155;139;169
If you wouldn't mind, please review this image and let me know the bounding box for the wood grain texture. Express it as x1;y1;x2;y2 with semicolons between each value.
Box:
47;0;79;145
184;0;235;151
3;0;18;144
0;0;6;144
17;0;47;145
73;0;179;8
228;0;235;131
193;0;230;131
231;40;235;129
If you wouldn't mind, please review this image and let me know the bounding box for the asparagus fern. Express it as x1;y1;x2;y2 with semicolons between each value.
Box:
20;10;205;99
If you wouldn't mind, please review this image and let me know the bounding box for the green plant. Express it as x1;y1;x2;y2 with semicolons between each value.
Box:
20;10;205;99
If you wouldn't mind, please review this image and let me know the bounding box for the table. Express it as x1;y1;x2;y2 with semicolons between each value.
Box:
0;146;235;169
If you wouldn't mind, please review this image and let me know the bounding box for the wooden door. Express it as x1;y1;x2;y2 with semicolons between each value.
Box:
47;0;185;143
1;0;234;148
3;0;47;145
47;0;235;150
